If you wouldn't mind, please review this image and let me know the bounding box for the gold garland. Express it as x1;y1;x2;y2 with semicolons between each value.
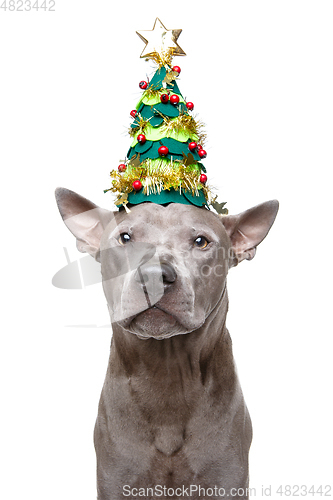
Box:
106;158;212;204
159;113;207;146
129;110;207;144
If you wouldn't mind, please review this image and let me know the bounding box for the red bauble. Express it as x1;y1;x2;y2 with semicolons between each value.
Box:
200;174;207;184
132;180;143;191
172;66;181;74
198;149;207;159
158;145;169;156
188;142;198;152
130;109;137;118
118;163;126;172
139;81;148;89
137;134;146;144
186;102;194;111
170;94;180;105
160;94;169;103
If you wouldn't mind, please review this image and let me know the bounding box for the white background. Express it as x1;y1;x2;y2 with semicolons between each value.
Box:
1;1;332;498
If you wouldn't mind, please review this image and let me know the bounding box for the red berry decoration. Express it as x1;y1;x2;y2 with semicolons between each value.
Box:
160;94;169;103
200;174;207;184
118;163;126;172
158;145;169;157
186;102;194;111
188;142;198;152
137;134;146;144
170;94;180;105
198;149;207;159
130;109;137;118
172;66;181;74
139;81;148;89
132;180;143;191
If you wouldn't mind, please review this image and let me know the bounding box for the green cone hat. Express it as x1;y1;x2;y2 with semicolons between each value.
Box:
105;18;227;214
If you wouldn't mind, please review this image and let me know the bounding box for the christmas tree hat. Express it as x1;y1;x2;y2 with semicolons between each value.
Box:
105;18;227;214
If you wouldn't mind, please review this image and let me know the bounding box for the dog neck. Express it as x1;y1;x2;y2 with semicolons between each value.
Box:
101;285;239;457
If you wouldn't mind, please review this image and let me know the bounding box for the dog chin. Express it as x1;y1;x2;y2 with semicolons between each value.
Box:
123;306;190;339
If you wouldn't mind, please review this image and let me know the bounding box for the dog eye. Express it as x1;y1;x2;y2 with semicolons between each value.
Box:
193;236;208;249
118;233;131;245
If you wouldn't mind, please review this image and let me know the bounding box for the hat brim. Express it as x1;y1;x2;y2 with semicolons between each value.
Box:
116;188;208;208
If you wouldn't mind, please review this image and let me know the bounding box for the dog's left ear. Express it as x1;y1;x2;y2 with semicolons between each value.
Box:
55;187;115;261
221;200;279;266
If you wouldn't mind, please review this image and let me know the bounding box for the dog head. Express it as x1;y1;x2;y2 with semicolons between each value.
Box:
55;188;278;339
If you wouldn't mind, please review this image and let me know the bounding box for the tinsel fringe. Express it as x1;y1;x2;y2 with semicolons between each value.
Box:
107;158;212;204
158;112;206;146
129;112;206;146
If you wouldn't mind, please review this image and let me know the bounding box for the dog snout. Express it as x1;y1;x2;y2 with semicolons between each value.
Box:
160;262;177;284
135;262;177;287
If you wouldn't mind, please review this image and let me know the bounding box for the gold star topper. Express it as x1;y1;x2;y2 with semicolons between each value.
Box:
136;18;186;65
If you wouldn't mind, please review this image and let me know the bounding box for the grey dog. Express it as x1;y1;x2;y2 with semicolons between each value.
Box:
56;187;278;500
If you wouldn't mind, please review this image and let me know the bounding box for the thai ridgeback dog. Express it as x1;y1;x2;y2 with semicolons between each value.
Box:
55;187;278;499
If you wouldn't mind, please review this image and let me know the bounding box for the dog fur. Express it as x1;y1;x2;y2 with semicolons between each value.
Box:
55;188;278;500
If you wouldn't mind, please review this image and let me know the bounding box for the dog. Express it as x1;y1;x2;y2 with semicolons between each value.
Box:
55;187;278;500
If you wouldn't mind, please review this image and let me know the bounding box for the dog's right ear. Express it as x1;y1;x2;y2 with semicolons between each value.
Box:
55;187;115;260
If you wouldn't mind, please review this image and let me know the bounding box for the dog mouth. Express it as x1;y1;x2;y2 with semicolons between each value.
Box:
150;303;176;317
120;303;186;339
112;271;207;338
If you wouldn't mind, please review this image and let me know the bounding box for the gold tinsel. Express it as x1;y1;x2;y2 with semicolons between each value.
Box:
146;48;176;69
159;113;207;146
141;86;163;100
128;111;206;145
108;158;212;204
128;115;151;137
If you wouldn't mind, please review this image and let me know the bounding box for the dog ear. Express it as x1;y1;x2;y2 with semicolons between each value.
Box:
221;200;279;266
55;187;115;260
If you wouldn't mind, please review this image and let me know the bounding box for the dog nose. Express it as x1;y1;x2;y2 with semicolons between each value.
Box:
135;262;177;286
160;262;177;284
